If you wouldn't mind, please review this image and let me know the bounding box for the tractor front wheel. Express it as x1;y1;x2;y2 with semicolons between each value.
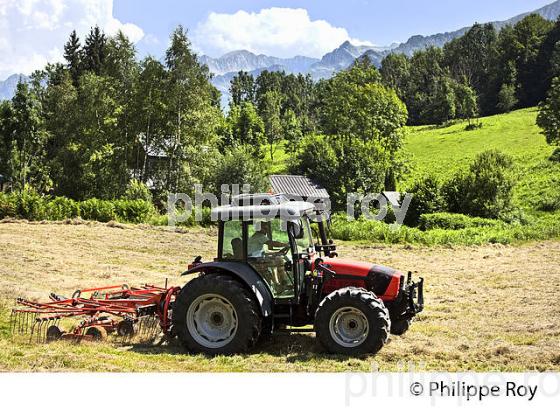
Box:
315;287;390;355
173;273;262;355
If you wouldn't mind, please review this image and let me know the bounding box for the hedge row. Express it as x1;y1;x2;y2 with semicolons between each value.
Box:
418;212;505;231
0;190;156;224
329;212;560;245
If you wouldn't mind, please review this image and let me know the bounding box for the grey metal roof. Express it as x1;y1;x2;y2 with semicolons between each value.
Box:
269;175;329;200
231;193;289;206
211;201;315;221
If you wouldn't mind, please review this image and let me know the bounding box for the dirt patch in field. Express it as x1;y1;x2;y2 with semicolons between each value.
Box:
0;221;559;371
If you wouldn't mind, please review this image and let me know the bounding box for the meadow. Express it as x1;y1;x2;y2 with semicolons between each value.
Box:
323;108;560;245
403;108;560;209
0;220;559;372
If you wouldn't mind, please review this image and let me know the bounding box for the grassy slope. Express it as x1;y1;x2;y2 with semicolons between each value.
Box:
403;108;560;210
270;108;559;211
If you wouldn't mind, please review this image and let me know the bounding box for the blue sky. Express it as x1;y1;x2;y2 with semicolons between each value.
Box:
0;0;555;79
114;0;555;57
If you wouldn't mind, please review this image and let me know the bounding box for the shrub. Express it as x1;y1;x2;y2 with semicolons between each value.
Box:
113;199;155;223
79;199;115;222
0;192;16;219
549;147;560;162
403;175;446;227
329;212;560;246
418;212;504;231
443;150;515;219
123;179;153;202
536;193;560;212
465;122;483;131
214;146;268;194
45;196;80;220
14;187;48;220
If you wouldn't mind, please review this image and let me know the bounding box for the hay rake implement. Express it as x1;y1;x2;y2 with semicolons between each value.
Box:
11;284;181;343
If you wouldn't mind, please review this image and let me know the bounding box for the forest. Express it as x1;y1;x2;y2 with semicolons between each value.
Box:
1;14;560;235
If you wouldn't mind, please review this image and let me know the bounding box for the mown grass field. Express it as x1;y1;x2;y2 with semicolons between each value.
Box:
0;220;559;372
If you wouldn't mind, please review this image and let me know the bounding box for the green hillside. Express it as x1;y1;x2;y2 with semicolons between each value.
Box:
403;108;559;212
268;108;560;245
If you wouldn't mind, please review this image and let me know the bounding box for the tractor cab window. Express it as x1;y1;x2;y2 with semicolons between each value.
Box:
247;219;294;298
293;216;314;255
221;220;243;260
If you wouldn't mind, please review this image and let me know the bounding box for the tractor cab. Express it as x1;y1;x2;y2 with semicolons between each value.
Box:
213;200;316;300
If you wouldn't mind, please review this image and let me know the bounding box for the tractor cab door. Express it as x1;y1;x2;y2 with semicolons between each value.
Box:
246;219;295;298
291;216;314;300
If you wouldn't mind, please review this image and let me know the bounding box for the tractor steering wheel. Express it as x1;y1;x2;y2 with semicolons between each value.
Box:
273;245;291;256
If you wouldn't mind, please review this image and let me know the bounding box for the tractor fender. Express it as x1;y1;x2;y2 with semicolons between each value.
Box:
182;261;273;317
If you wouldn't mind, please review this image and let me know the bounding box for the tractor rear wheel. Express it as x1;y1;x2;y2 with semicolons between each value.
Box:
315;287;390;355
173;273;262;355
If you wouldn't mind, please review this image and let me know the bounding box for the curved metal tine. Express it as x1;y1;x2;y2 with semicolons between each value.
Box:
18;311;23;335
152;317;160;338
40;319;47;343
35;319;42;343
9;310;15;336
41;318;47;343
137;316;143;337
30;314;38;342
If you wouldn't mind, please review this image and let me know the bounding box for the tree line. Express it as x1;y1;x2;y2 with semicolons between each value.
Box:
0;26;222;202
379;14;560;125
1;14;559;212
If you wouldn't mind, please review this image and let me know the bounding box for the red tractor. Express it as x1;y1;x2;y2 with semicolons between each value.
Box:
173;194;423;355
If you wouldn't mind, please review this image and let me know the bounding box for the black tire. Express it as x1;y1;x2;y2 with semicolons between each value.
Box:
390;318;411;336
173;273;262;355
85;326;107;341
117;320;135;337
314;287;390;355
46;325;63;342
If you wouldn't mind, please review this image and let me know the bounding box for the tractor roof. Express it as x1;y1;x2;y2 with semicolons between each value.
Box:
211;201;315;221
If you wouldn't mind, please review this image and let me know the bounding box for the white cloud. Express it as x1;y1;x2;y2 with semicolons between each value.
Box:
193;7;371;58
0;0;144;79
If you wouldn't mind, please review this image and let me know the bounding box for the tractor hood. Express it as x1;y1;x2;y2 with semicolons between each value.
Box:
316;257;403;299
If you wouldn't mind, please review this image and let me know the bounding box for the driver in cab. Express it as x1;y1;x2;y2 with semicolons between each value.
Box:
248;222;288;257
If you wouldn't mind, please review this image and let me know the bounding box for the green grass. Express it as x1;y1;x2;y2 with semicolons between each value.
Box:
403;108;560;211
329;212;560;246
265;142;291;175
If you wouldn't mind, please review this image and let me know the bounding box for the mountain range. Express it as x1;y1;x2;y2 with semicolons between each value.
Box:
2;1;560;104
0;74;30;101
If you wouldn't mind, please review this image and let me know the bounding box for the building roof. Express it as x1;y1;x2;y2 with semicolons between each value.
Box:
269;175;330;200
231;193;289;206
